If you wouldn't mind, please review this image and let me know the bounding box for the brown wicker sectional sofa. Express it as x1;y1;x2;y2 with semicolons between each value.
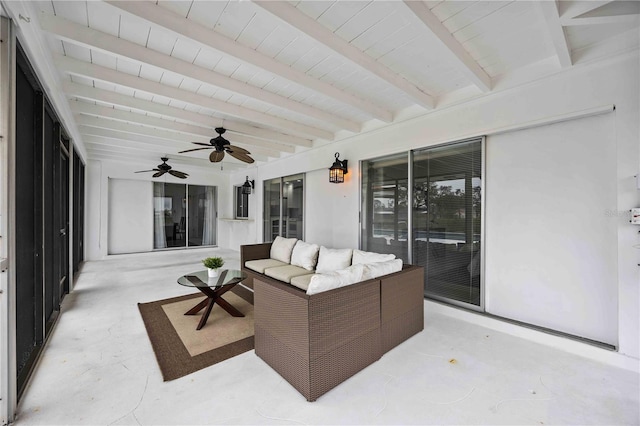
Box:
240;242;425;401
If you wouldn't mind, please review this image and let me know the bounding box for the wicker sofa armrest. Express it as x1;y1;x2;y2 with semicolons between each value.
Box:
240;243;273;290
380;264;425;352
240;242;272;264
253;275;382;401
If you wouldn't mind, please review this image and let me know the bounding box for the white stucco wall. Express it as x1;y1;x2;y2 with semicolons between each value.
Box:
227;52;639;360
85;159;231;260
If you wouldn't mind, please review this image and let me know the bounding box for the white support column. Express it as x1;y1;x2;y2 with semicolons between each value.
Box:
0;14;17;425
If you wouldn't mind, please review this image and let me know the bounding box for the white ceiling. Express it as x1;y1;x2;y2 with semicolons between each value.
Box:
6;1;640;172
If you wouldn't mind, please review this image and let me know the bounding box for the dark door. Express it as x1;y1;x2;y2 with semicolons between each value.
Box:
15;45;44;395
57;143;70;298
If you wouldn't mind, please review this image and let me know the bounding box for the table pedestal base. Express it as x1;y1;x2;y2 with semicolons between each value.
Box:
185;283;245;330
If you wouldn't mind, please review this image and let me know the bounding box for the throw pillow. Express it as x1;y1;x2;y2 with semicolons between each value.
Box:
290;240;320;271
362;259;403;280
315;246;353;274
306;264;365;295
351;249;395;265
270;236;298;263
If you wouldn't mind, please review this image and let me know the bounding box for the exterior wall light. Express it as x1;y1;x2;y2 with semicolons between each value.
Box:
329;152;348;184
242;176;254;194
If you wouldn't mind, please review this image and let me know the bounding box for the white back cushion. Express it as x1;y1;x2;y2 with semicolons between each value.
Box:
352;249;395;265
270;236;298;263
362;259;403;280
306;264;365;295
290;241;320;271
315;246;353;273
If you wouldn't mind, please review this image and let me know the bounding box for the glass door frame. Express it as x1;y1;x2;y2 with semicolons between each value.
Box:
262;174;305;242
359;137;486;312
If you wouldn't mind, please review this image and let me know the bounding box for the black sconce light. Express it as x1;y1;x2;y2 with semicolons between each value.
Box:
242;176;255;195
329;152;348;184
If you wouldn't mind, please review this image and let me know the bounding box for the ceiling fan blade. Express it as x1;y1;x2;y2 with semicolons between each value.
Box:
168;170;188;179
178;147;213;153
227;150;255;164
152;171;166;178
134;169;159;173
191;142;212;147
226;145;250;155
209;150;225;163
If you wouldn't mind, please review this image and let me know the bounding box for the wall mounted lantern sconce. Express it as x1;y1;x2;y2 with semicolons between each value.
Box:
242;176;255;194
329;152;348;184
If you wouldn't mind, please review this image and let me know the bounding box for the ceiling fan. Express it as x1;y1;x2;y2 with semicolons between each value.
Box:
178;127;255;164
135;157;188;179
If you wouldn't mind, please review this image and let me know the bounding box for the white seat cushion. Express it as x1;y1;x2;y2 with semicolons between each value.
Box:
315;246;353;274
362;259;403;280
290;241;320;271
245;259;288;274
352;249;395;265
270;236;298;263
290;273;315;291
264;265;313;284
306;264;365;295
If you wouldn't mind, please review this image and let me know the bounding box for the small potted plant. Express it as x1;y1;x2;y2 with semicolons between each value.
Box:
202;256;225;278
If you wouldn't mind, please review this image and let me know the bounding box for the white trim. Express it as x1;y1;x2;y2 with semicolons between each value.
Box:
427;300;640;373
536;0;573;68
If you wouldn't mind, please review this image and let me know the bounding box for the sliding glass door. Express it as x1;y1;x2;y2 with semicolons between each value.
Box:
413;140;483;306
361;139;483;308
154;183;216;249
188;185;217;246
361;153;409;262
263;174;304;242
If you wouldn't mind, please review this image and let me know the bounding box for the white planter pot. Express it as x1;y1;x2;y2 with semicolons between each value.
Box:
208;268;219;278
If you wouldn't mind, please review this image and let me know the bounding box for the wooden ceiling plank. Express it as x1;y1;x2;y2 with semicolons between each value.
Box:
76;115;281;158
64;81;312;147
104;0;393;122
54;54;333;140
559;1;615;20
253;1;436;109
70;101;295;154
536;1;572;68
83;135;269;163
39;12;361;133
86;149;245;170
562;15;640;26
402;0;492;92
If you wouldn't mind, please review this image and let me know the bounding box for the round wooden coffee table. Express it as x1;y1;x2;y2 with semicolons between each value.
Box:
177;269;247;330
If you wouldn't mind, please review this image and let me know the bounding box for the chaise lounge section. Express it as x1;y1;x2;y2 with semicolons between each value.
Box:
241;239;424;401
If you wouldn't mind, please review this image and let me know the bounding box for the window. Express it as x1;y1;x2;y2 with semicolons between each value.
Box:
263;174;304;242
235;186;249;219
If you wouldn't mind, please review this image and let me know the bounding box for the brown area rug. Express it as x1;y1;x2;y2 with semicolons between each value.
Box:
138;286;254;381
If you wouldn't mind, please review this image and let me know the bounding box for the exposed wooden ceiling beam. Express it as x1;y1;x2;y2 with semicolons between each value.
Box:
561;15;640;26
54;54;333;140
402;1;491;93
63;81;311;148
70;101;295;154
254;1;436;109
83;135;268;163
86;148;245;171
536;0;572;68
76;114;279;157
79;125;274;160
105;0;394;122
559;1;615;20
39;12;361;133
